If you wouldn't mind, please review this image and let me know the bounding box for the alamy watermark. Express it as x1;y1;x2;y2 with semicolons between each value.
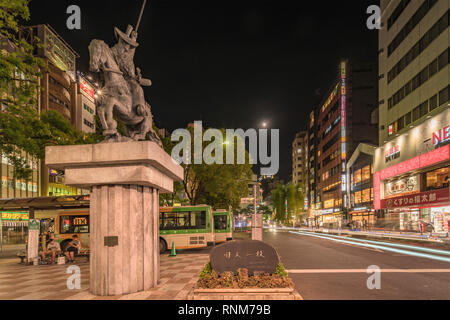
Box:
66;265;81;290
366;5;381;30
171;121;280;176
366;265;381;290
66;5;81;30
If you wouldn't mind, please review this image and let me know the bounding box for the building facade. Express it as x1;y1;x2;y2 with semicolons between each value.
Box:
77;76;96;134
346;143;377;227
314;60;378;227
379;0;449;145
20;24;86;197
374;109;449;234
292;131;308;187
374;0;449;235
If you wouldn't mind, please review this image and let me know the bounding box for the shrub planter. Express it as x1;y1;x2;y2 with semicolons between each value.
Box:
187;287;303;300
188;261;303;300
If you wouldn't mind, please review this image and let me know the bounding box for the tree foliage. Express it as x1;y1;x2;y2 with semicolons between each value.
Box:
271;182;305;224
165;126;253;210
0;0;93;180
272;184;286;222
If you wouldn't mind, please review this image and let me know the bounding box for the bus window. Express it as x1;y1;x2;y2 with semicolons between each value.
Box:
214;215;228;230
160;211;206;230
60;215;89;234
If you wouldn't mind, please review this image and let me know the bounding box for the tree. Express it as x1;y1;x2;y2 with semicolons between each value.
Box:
271;182;305;224
258;204;273;222
0;0;92;180
272;184;286;223
167;126;253;210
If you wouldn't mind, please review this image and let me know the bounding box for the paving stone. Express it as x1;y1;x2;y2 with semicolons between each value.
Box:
0;254;209;300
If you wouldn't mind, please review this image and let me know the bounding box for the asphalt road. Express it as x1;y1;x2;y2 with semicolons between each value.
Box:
263;230;450;300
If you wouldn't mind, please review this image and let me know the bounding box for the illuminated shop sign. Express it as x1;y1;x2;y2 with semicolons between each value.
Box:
340;61;347;192
381;188;449;209
1;212;29;221
384;174;420;197
73;217;88;226
385;145;400;162
318;208;341;215
433;125;450;147
79;78;95;102
321;82;340;113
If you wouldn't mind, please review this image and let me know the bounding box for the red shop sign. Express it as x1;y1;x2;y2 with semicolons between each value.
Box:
381;188;450;209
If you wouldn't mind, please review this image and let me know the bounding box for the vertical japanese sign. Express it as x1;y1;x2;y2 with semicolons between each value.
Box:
340;61;347;195
27;219;40;263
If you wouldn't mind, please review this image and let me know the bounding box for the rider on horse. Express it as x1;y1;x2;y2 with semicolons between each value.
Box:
111;25;152;118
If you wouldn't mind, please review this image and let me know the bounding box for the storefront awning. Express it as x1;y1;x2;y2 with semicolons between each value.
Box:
0;195;90;211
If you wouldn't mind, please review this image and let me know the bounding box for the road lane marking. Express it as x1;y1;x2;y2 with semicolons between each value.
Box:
294;230;450;256
289;231;450;263
286;269;450;274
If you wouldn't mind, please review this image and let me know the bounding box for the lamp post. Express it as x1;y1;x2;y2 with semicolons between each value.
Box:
252;181;263;241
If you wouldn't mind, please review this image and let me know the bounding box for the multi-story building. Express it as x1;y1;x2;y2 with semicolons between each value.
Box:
20;24;85;197
315;60;378;227
374;0;449;234
292;131;308;187
76;75;96;134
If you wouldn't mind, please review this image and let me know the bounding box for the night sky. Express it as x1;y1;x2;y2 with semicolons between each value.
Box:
28;0;379;181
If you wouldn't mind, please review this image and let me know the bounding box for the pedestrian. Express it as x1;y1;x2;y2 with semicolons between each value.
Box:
40;236;61;264
65;235;80;263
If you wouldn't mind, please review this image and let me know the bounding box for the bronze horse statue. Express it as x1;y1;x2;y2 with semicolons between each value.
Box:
88;39;162;145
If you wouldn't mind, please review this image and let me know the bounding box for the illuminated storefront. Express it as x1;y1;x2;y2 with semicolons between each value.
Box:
347;143;377;227
374;109;450;234
0;212;29;245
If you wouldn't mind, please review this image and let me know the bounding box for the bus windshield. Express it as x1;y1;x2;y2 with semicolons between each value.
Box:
214;215;228;230
160;210;207;230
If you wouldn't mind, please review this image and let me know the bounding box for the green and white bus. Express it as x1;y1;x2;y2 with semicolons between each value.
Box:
213;210;233;243
159;205;215;253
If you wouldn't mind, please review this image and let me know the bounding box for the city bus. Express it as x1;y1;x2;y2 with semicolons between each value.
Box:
35;209;90;252
213;210;233;243
159;205;215;253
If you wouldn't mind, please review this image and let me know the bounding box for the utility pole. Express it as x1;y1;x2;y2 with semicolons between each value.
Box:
252;183;263;241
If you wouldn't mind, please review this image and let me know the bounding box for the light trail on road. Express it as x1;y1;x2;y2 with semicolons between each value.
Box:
292;230;450;256
289;231;450;263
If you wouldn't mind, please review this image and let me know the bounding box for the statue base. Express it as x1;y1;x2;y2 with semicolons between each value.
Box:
46;141;183;296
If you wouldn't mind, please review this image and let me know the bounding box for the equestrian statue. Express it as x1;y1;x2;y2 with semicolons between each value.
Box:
88;0;162;146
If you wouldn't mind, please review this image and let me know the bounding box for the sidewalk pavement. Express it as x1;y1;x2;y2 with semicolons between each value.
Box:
0;244;26;266
0;253;209;300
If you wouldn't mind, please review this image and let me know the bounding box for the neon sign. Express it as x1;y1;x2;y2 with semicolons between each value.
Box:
73;217;88;226
321;82;340;113
1;212;29;221
340;61;347;192
79;78;95;102
433;125;450;147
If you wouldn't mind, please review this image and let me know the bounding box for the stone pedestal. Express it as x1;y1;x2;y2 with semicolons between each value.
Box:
46;141;183;296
